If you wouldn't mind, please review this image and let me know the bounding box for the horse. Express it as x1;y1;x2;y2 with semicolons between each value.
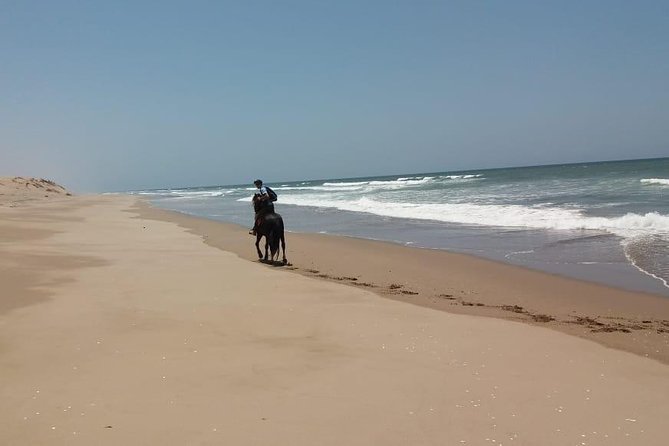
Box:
253;197;287;264
254;212;287;264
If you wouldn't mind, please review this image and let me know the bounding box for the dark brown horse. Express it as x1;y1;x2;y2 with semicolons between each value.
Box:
253;197;287;264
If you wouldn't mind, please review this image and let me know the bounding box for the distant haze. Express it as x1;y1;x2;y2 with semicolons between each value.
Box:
1;1;667;192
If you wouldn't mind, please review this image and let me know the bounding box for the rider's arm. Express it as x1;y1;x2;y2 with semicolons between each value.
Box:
257;186;269;201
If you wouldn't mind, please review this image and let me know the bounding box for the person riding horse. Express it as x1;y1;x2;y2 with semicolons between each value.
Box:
249;179;275;235
248;179;287;264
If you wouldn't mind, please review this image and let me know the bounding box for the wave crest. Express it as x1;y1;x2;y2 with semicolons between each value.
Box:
277;196;669;236
641;178;669;186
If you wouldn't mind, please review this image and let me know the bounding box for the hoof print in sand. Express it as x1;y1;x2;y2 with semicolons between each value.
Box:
501;304;526;314
568;315;642;333
530;313;555;323
386;283;418;296
351;282;375;288
437;293;456;300
499;304;554;323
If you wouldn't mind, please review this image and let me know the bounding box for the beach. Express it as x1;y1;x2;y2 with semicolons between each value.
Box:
140;203;669;365
2;189;669;445
135;158;669;298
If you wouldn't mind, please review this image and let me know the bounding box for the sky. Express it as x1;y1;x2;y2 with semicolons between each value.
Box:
1;1;668;192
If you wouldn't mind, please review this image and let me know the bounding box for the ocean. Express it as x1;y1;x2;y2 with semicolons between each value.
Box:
131;157;669;296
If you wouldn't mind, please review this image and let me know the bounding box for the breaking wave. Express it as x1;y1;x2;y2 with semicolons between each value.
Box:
275;196;669;238
263;174;483;193
131;189;231;199
641;178;669;186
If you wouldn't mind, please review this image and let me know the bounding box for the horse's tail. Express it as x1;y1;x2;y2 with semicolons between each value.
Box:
268;214;284;260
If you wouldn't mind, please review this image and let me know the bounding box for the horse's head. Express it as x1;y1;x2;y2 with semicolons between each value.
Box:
252;194;262;212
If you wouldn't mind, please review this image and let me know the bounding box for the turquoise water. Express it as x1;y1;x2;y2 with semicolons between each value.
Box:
132;158;669;295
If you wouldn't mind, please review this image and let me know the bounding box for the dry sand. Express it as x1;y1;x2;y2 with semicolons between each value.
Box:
1;194;669;445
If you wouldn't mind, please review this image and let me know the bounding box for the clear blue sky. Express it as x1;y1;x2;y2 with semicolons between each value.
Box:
1;1;667;191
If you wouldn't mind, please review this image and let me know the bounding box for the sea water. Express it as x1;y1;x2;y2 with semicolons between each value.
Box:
131;158;669;296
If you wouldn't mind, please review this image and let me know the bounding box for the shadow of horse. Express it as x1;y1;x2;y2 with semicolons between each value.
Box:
255;212;287;264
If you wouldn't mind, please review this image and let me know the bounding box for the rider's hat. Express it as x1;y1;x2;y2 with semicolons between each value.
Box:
254;179;263;185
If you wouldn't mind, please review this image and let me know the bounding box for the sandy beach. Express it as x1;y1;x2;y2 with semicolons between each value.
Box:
140;203;669;365
2;190;669;445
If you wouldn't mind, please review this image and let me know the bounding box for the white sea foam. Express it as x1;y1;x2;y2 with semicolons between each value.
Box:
622;235;669;289
273;185;365;192
322;181;370;187
442;174;483;180
147;189;231;199
276;196;669;237
267;177;441;193
366;177;431;185
232;175;482;195
505;249;535;259
641;178;669;186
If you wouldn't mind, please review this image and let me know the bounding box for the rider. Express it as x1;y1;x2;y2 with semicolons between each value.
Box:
249;179;275;235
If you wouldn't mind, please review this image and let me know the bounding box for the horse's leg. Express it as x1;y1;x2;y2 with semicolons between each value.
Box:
255;234;263;259
269;233;278;263
281;233;287;264
264;236;269;261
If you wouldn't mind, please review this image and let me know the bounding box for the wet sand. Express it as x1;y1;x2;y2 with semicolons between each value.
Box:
2;194;669;445
138;202;669;365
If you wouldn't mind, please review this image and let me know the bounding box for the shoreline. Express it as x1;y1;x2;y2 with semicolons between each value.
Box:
137;201;669;364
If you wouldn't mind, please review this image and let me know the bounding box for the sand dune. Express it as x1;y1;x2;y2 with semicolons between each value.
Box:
0;177;71;206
